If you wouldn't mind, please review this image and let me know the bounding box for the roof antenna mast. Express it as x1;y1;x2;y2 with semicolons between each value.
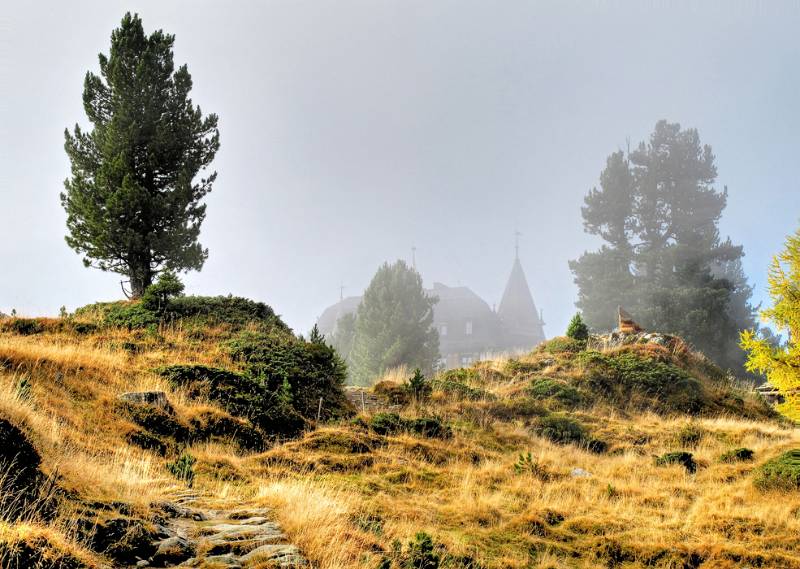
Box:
411;245;417;271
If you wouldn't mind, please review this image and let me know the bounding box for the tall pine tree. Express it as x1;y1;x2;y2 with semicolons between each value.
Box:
570;121;756;370
62;13;219;297
348;261;439;386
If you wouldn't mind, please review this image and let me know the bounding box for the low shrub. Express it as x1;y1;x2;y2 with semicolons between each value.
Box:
534;414;587;445
431;368;491;401
226;330;351;420
7;318;44;335
157;364;306;437
577;350;705;413
373;381;412;405
674;422;705;447
539;336;586;354
167;452;196;487
527;378;583;408
753;449;800;491
654;451;697;474
513;452;550;480
720;447;755;463
368;413;451;439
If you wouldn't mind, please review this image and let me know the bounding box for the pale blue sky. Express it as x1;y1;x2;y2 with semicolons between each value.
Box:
1;1;798;335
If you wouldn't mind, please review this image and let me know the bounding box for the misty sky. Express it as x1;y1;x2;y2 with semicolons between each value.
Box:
1;1;799;336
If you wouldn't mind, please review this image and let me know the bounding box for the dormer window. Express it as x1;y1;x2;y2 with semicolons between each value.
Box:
440;324;448;336
465;320;473;335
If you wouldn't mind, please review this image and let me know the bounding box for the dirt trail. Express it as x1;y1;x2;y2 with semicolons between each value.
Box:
137;490;306;568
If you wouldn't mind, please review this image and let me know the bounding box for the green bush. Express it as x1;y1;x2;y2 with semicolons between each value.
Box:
566;313;589;341
674;423;705;447
226;329;350;422
403;532;439;569
578;350;705;413
754;449;800;491
539;337;585;354
103;303;160;329
720;447;754;463
167;452;196;487
8;318;44;335
157;364;306;438
535;414;587;445
431;369;491;401
74;294;289;332
368;413;450;439
527;378;583;408
654;451;697;473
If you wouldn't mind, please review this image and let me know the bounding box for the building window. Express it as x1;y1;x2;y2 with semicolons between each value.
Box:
460;354;474;366
465;320;473;335
440;324;448;336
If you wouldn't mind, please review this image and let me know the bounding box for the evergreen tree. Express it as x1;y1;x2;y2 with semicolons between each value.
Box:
566;313;589;341
570;121;756;370
741;227;800;419
349;261;439;386
330;312;356;362
62;13;220;297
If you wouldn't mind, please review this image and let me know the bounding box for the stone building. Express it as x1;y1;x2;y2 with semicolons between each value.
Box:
316;254;546;370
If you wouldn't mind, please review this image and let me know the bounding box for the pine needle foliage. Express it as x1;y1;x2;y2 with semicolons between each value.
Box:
61;13;219;297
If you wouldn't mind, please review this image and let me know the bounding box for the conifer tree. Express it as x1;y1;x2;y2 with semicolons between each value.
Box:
570;121;756;370
566;313;589;341
741;227;800;419
349;261;439;386
62;13;219;297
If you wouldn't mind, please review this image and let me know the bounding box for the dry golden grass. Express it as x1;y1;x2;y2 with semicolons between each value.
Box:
1;323;799;568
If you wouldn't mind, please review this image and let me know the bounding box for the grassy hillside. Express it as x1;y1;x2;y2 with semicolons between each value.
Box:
1;304;799;568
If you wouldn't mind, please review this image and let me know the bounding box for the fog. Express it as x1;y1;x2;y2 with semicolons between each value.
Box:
1;1;799;335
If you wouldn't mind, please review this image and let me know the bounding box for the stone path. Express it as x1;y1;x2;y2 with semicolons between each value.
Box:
137;491;307;568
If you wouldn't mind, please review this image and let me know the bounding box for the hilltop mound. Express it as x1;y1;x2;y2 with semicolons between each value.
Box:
0;314;798;569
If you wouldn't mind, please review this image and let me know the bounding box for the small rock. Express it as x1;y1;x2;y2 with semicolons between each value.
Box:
136;561;150;568
570;467;591;478
119;391;172;411
149;536;195;567
200;554;243;568
241;543;302;563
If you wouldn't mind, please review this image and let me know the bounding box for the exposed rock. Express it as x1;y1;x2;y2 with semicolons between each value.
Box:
119;391;172;411
570;467;592;478
0;416;44;520
149;535;195;567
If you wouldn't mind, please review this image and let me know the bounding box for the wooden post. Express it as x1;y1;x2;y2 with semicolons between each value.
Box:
316;397;323;422
361;391;366;413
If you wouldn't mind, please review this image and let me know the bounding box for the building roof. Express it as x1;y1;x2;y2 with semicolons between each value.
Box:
497;257;545;346
316;295;361;336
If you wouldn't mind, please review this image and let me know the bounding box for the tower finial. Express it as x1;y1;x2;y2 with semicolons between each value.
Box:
514;230;522;260
411;245;417;271
339;283;345;302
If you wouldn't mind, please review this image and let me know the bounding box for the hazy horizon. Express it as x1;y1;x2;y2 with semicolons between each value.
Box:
2;1;800;336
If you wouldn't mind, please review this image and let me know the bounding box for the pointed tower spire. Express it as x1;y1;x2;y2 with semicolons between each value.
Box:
498;253;545;349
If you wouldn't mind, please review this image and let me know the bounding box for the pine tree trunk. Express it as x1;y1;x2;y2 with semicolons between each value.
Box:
129;262;153;299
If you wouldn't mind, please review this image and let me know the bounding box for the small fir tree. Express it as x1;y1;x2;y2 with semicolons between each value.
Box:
566;313;589;341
